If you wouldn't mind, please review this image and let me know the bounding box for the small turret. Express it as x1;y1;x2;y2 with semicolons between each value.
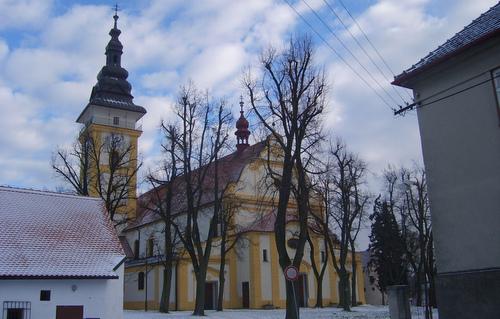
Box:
235;96;250;152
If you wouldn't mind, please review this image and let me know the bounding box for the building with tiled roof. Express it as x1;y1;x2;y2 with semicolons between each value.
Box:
392;3;500;319
0;186;125;319
121;110;366;311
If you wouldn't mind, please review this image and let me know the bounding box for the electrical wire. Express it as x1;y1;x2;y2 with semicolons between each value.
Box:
300;0;402;107
334;0;414;101
394;71;498;115
283;0;396;112
319;0;410;104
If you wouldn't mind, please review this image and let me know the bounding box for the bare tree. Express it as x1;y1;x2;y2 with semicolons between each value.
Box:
245;36;325;319
144;123;182;313
399;167;435;318
318;140;366;311
167;85;232;316
216;196;245;311
381;165;436;318
53;130;141;224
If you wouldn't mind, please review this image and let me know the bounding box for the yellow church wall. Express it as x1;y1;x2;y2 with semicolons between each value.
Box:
81;123;142;220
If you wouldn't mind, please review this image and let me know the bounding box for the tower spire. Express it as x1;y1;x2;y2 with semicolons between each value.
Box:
113;4;119;29
235;96;250;152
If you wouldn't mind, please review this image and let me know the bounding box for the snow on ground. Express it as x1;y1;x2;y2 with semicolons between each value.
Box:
125;305;438;319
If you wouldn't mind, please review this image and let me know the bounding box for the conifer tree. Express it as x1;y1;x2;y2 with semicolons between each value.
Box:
368;197;407;296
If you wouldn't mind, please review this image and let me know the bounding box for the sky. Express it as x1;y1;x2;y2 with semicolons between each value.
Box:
0;0;498;247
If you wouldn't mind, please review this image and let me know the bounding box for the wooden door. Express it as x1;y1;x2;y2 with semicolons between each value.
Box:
56;306;83;319
242;282;250;308
296;273;308;307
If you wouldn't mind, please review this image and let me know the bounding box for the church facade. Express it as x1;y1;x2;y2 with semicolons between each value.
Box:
77;14;366;312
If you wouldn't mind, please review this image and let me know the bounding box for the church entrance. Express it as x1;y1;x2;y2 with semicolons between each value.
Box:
242;282;250;308
295;273;308;307
204;281;218;310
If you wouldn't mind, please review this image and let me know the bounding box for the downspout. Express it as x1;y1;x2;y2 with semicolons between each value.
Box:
175;258;180;311
145;257;148;312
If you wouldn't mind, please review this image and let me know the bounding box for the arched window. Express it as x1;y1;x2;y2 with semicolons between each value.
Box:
138;272;145;290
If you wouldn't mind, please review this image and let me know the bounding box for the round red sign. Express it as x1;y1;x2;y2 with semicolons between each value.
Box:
284;265;299;281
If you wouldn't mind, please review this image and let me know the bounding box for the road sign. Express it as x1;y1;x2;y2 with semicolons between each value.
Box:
284;265;299;281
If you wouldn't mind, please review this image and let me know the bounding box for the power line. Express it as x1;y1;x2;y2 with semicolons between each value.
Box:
300;0;403;107
394;71;497;116
334;0;414;101
318;0;409;105
283;0;395;112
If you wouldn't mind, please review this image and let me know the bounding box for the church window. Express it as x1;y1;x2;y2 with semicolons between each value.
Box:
113;55;118;65
321;251;326;263
138;272;145;290
40;290;51;301
263;249;268;262
113;116;120;125
134;240;139;259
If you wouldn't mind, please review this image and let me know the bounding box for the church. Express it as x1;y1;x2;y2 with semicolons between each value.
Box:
76;13;366;311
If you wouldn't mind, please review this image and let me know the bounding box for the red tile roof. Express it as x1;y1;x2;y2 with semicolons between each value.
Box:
125;140;267;230
0;186;125;279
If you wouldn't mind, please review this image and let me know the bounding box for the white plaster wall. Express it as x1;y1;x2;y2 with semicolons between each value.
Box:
412;38;500;273
80;105;142;129
123;265;156;303
0;265;123;319
259;235;272;301
236;241;250;298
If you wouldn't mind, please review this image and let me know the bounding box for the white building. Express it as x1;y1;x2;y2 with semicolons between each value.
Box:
0;186;126;319
393;3;500;318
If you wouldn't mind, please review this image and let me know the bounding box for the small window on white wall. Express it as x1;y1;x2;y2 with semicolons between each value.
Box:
40;290;51;301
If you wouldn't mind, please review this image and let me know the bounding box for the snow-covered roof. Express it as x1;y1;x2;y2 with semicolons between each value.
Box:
0;186;125;279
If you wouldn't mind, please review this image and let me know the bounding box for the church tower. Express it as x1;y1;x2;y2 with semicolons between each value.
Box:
76;12;146;220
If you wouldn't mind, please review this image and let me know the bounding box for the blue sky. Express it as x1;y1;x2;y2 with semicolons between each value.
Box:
0;0;497;194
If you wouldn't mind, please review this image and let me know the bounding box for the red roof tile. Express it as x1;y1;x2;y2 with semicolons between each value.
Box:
126;140;267;230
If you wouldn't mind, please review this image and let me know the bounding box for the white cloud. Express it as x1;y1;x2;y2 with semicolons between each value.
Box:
0;0;53;30
0;0;497;201
141;71;179;91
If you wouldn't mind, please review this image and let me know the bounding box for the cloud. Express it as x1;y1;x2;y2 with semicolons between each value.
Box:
0;0;497;203
0;0;53;30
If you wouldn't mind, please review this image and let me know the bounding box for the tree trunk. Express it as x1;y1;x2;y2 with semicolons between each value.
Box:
350;246;357;306
285;279;300;319
159;266;172;313
338;271;351;311
316;275;324;308
217;247;226;311
193;266;207;316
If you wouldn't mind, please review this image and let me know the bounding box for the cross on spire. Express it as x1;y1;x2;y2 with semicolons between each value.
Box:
113;4;119;29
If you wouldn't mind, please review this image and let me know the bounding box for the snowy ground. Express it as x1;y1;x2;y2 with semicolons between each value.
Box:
125;305;438;319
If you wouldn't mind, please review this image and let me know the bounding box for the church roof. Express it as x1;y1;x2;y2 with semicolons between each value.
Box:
125;140;267;231
0;186;125;279
393;3;500;86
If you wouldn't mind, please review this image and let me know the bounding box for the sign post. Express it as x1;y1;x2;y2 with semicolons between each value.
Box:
284;265;300;319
